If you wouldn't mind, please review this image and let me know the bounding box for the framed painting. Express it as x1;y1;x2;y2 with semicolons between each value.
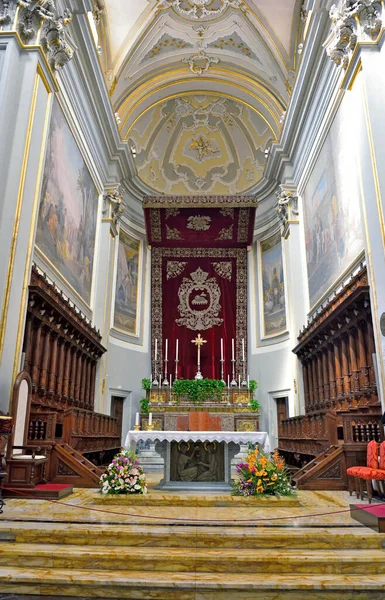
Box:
35;99;98;306
260;232;287;338
113;229;142;336
303;96;365;308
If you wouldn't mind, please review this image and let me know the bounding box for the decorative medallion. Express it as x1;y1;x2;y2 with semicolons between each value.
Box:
212;261;232;281
166;225;183;240
167;261;188;280
216;225;233;241
187;215;212;231
182;48;219;75
190;136;219;161
176;267;223;330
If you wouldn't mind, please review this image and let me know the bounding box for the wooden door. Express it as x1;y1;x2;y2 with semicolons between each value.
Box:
111;397;124;439
276;397;288;435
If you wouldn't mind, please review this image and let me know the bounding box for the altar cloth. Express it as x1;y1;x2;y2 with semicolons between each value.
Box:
125;430;270;452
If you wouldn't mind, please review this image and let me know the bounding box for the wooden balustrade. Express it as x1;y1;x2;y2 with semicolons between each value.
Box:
278;412;337;457
62;408;121;453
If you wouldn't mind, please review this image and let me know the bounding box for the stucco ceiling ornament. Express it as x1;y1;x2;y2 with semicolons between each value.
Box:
182;47;219;75
190;136;219;160
157;0;245;20
275;185;299;233
176;267;223;331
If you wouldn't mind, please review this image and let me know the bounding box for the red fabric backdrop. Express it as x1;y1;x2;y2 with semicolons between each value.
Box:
151;247;247;380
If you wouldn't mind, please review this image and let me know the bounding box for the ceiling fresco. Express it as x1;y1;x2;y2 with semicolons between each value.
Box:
129;95;274;195
94;0;304;196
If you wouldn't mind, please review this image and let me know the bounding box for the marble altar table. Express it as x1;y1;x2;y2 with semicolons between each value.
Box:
125;430;270;491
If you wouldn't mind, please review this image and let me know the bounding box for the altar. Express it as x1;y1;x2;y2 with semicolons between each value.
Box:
125;429;270;491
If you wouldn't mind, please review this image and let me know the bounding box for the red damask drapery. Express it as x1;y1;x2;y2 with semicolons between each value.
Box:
144;196;256;380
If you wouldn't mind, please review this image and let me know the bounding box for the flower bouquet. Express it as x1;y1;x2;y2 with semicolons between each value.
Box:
99;449;147;495
233;447;294;497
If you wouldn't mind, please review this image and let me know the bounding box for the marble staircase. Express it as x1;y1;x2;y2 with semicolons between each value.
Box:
1;515;385;598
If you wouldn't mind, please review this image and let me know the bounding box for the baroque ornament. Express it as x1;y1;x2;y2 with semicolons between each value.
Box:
326;0;382;68
176;267;223;330
182;47;219;75
275;185;299;232
102;186;125;227
157;0;245;20
0;0;75;69
212;261;232;281
190;136;219;160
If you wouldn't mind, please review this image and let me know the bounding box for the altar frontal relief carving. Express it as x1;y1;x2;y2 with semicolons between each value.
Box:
36;100;98;305
170;441;224;482
303;94;364;308
114;230;140;336
261;232;287;338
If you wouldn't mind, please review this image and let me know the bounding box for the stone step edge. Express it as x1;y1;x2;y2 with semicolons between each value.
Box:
1;567;385;590
1;543;385;563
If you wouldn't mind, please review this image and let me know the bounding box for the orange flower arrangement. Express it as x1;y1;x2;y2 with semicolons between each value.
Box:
233;447;294;497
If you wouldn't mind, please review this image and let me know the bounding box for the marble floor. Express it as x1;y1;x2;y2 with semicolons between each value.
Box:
0;485;385;599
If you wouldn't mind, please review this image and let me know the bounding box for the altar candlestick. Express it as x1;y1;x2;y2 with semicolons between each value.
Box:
155;338;158;361
242;338;245;362
232;338;235;361
135;412;139;426
227;375;230;388
165;339;168;361
247;374;250;389
238;375;241;389
148;412;153;426
170;374;172;388
176;339;179;361
221;338;224;361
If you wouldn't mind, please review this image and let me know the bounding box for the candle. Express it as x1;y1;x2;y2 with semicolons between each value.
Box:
176;339;179;361
227;374;230;388
232;338;235;361
238;375;241;389
170;374;172;388
135;412;139;426
247;374;250;389
242;339;245;362
148;412;152;426
221;338;224;361
165;339;168;361
155;338;158;361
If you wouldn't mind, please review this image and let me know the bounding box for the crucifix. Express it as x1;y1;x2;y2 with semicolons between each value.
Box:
192;333;207;380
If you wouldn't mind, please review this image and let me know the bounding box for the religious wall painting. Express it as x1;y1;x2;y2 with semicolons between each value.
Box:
35;100;98;305
114;230;141;336
303;95;365;308
260;232;287;338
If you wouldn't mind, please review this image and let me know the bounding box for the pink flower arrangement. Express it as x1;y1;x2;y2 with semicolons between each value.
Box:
99;450;147;495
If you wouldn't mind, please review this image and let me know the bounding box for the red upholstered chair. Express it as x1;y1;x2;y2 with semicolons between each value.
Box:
347;440;378;501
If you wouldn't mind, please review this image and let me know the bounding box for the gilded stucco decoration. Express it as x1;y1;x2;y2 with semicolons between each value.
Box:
143;34;193;61
207;32;259;61
129;95;274;195
157;0;246;20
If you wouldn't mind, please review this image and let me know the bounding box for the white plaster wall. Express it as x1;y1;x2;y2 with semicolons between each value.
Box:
0;46;5;82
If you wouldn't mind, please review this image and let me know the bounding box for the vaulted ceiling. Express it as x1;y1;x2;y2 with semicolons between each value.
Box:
94;0;303;195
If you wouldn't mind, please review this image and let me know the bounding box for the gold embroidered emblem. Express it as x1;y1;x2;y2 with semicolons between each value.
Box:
186;215;211;231
176;267;223;331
